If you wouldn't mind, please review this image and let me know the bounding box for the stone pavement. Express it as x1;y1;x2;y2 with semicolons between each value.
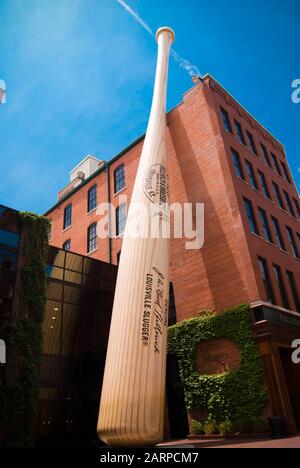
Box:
159;434;300;448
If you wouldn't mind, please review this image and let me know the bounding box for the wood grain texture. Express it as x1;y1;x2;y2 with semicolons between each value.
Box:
97;27;175;447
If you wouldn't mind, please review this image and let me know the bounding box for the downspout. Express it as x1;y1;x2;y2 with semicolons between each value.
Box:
105;162;112;264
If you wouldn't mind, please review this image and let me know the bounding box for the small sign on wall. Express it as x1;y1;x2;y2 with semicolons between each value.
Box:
195;338;241;375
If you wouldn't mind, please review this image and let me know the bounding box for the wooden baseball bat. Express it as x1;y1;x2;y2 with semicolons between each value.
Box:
97;27;175;448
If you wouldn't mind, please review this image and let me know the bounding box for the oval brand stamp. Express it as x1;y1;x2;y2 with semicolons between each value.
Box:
143;163;168;211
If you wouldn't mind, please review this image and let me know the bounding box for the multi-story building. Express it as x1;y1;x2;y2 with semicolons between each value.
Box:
45;75;300;433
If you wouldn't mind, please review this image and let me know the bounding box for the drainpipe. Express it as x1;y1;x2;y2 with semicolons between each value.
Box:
105;162;112;264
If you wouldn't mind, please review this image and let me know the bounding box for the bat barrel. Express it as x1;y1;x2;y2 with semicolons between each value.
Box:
97;27;174;448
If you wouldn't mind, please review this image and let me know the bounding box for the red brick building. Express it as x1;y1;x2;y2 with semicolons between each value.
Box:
45;75;300;433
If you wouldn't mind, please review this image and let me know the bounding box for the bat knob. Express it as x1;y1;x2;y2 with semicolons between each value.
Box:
156;27;175;44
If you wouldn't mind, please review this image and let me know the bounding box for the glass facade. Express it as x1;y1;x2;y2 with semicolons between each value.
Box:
38;246;117;447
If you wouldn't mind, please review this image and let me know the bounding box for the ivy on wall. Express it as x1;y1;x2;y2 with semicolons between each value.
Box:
168;304;267;423
0;212;49;448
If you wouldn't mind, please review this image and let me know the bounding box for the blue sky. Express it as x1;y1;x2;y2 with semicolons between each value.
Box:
0;0;299;214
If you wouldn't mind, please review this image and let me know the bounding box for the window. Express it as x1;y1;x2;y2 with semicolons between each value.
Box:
87;223;97;253
234;120;245;144
220;107;232;133
231;149;245;179
63;240;71;251
271;217;286;251
273;264;290;309
258;170;271;199
260;143;272;167
271;153;282;176
281;161;292;184
258;257;275;304
63;204;72;230
245;160;258;190
87;185;97;212
244;198;259;235
114;164;125;194
293;198;300;218
272;182;285;209
116;204;126;236
286;226;299;258
246;131;258;155
286;270;300;313
283;190;296;217
258;208;273;243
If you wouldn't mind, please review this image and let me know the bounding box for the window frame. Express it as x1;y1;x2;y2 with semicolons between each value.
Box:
63;204;72;230
245;159;259;190
258;256;276;304
114;164;126;194
220;107;233;134
258;208;273;243
246;130;258;155
271;152;282;176
286;226;299;258
87;223;97;253
63;239;71;251
231;148;245;179
273;264;290;310
260;143;272;167
116;203;127;237
271;216;286;251
234;119;246;144
243;198;259;235
87;184;97;213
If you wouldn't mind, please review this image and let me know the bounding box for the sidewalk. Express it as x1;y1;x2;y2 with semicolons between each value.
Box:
159;434;300;448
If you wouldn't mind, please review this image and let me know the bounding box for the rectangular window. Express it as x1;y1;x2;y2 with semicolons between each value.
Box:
114;164;126;194
234;120;245;144
283;190;296;217
272;182;285;209
271;153;282;176
63;240;71;251
273;264;290;309
231;149;245;179
116;204;127;236
286;226;299;258
271;217;286;251
87;223;97;253
286;270;300;313
260;143;272;167
245;160;258;190
258;208;273;243
293;198;300;218
63;204;72;230
220;107;233;133
258;170;271;199
244;198;259;235
258;257;275;304
246;131;258;155
87;185;97;212
281;161;292;184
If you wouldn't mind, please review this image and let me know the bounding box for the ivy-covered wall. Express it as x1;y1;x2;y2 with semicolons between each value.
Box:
168;304;267;424
0;212;49;448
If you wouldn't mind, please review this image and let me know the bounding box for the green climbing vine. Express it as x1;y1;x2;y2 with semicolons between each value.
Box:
0;212;50;447
168;304;268;423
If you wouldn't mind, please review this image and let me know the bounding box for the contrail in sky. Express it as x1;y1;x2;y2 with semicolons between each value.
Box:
116;0;202;78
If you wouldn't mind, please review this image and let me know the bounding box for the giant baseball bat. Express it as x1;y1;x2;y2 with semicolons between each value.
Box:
97;26;175;448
